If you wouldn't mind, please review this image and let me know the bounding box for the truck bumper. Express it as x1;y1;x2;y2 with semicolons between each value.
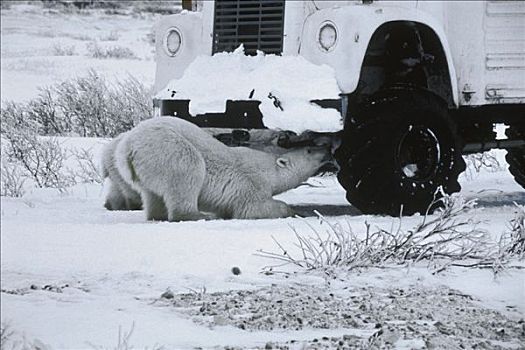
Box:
154;98;345;129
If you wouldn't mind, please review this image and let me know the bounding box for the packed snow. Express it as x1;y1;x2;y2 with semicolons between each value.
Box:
156;46;343;133
1;3;524;349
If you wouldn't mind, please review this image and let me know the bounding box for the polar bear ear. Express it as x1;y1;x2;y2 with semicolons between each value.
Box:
276;157;290;168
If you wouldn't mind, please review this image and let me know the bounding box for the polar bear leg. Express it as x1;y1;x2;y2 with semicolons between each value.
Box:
105;176;142;211
104;180;127;210
162;168;208;222
121;182;142;210
142;189;168;221
233;199;294;219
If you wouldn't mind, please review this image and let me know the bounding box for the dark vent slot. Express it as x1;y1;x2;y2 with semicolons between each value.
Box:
213;0;285;55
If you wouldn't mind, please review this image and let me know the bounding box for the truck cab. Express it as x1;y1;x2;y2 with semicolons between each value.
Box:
153;0;525;216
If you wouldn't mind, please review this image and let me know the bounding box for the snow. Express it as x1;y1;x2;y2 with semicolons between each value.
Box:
156;46;343;133
0;3;157;103
1;140;524;348
1;3;525;349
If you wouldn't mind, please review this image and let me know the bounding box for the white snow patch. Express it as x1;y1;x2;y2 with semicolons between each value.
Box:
156;46;343;133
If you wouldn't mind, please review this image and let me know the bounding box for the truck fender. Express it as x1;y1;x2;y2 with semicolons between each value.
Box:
300;5;458;106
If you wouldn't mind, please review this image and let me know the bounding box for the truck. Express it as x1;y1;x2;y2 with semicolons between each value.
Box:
152;0;525;216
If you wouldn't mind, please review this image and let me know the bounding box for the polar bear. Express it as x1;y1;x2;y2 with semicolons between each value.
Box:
114;117;331;221
101;133;142;211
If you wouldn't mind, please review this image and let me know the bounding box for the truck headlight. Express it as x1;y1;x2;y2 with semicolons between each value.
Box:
164;27;182;56
318;22;338;52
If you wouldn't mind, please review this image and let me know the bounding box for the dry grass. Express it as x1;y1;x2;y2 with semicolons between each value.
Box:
502;204;525;258
87;322;165;350
86;42;138;59
99;30;120;42
52;42;77;56
257;191;524;275
41;0;182;15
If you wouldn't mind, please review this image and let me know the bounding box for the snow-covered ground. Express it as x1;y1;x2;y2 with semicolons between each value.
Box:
0;2;157;103
1;3;524;349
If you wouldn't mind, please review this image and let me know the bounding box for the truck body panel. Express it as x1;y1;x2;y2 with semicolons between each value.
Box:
154;0;524;108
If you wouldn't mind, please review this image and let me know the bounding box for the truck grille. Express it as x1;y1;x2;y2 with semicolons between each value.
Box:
213;0;285;55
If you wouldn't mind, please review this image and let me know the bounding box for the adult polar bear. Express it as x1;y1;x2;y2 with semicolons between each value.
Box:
114;117;331;221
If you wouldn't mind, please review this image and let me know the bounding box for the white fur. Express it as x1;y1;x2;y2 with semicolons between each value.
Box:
115;117;329;221
101;133;142;211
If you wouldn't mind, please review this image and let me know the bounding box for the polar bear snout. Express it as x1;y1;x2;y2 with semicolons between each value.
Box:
278;146;332;179
305;146;333;165
305;146;338;174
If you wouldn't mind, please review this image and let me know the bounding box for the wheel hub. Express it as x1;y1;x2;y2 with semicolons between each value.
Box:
397;125;441;181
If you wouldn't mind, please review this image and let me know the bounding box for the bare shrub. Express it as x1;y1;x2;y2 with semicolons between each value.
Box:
463;151;504;180
0;137;103;195
42;1;83;15
257;192;517;275
54;70;151;136
1;94;67;136
1;70;151;138
132;2;181;15
52;42;77;56
69;147;103;184
0;101;36;133
2;126;74;192
99;30;120;41
86;42;138;59
0;321;52;350
27;87;72;135
501;205;525;258
54;70;113;137
1;322;15;347
66;33;92;41
42;0;102;12
108;75;153;133
1;160;27;197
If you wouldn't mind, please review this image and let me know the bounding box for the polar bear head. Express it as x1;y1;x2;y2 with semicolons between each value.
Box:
272;146;332;195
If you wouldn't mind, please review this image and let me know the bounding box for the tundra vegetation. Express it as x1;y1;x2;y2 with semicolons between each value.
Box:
257;193;525;276
36;0;182;15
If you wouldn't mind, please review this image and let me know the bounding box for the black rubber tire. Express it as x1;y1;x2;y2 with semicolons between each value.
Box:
505;125;525;190
335;89;466;216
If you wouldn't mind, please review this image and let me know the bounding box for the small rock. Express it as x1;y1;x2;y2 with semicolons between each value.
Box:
231;267;241;275
161;290;174;299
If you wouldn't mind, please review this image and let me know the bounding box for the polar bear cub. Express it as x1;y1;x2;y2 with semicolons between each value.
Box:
101;133;142;211
115;117;331;221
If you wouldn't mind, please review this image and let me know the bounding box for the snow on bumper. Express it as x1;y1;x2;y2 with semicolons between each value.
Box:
155;47;343;133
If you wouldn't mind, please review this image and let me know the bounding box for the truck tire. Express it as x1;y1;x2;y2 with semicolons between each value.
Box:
505;125;525;190
335;89;466;216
